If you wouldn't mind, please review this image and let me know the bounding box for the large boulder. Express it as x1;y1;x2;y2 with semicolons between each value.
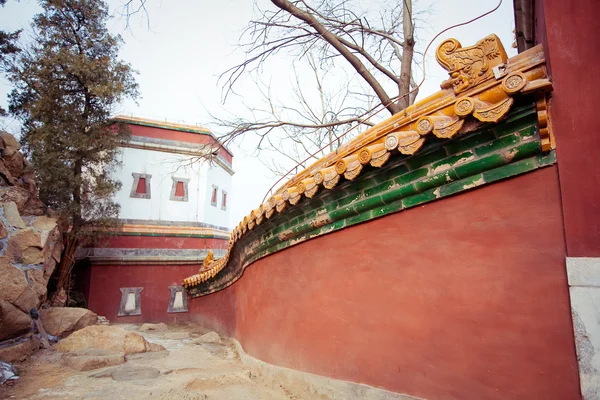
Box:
0;300;32;341
40;307;97;338
20;196;45;216
194;331;221;344
0;336;39;363
54;325;166;355
61;349;125;371
0;258;29;304
0;189;32;215
3;201;25;229
0;131;20;157
27;269;47;303
1;152;25;181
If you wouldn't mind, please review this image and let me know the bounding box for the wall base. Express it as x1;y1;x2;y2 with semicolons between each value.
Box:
567;257;600;399
232;339;422;400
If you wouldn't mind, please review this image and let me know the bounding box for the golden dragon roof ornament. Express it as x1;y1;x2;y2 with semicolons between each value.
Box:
183;34;553;289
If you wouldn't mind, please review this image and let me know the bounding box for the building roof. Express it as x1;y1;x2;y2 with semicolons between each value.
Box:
113;115;234;161
113;115;212;135
183;34;555;293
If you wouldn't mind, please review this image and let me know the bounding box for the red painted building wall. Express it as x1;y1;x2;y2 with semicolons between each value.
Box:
187;167;580;400
84;234;228;323
87;264;198;323
541;0;600;256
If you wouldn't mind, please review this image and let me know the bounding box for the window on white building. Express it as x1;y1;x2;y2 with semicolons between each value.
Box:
170;177;190;202
221;190;227;210
210;185;218;207
130;173;151;199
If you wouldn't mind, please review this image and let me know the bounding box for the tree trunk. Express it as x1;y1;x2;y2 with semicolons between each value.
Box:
52;231;80;306
51;158;84;306
397;0;415;111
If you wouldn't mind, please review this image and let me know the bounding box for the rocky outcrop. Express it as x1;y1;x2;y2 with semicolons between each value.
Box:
0;131;44;216
0;132;63;346
39;308;98;338
0;205;63;343
0;132;68;363
55;325;166;355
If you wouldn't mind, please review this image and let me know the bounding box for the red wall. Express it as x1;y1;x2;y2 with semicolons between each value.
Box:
542;0;600;256
87;264;198;323
190;167;580;400
85;235;228;323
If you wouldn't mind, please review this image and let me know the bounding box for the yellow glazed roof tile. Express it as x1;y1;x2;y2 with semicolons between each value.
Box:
183;34;553;289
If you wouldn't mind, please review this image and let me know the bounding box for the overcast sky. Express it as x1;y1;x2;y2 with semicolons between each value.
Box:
0;0;516;228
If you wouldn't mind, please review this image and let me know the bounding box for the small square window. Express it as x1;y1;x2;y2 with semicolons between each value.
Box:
118;287;143;316
221;191;227;210
130;173;151;199
167;286;188;313
210;185;218;207
170;177;190;202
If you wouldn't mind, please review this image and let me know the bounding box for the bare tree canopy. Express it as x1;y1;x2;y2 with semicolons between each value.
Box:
218;0;422;175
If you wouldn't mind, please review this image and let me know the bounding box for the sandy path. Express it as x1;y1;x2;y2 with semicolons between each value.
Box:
0;324;331;400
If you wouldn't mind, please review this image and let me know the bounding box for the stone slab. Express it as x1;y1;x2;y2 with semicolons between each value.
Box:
567;257;600;287
570;286;600;399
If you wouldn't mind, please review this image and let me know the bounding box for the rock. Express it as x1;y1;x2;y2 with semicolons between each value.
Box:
111;366;160;381
146;342;166;352
12;287;39;313
3;201;25;229
22;247;44;265
139;323;168;332
20;197;45;216
0;337;39;363
9;227;42;252
26;269;47;301
61;349;125;371
42;228;61;279
0;163;17;186
195;331;221;344
31;216;57;231
43;257;57;280
0;300;32;341
2;152;25;180
125;350;169;361
0;219;7;239
0;188;31;213
54;325;166;355
40;307;98;338
0;132;20;157
0;258;29;304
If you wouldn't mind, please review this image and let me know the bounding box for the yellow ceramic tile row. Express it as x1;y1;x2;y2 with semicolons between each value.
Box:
183;34;553;289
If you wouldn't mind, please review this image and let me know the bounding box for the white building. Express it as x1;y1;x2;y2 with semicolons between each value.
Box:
111;116;234;230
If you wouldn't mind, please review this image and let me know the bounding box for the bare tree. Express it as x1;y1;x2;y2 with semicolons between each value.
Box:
218;0;422;176
213;51;378;175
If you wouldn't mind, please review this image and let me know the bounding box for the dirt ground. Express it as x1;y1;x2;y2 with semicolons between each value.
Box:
0;324;409;400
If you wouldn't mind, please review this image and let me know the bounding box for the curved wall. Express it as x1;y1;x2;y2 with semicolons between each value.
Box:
190;167;580;400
